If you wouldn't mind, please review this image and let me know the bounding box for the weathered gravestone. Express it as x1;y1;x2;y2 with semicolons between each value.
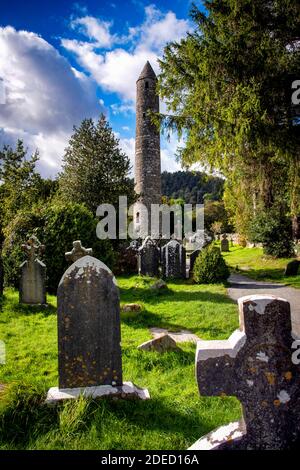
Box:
284;260;300;277
65;240;93;264
19;236;46;305
0;254;3;297
189;295;300;450
138;236;160;277
220;234;229;252
189;249;201;277
161;240;186;279
46;255;149;402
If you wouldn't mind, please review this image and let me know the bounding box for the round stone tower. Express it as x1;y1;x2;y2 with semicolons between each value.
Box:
134;61;161;238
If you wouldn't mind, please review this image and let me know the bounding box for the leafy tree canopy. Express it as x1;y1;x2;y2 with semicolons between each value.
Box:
59;115;135;213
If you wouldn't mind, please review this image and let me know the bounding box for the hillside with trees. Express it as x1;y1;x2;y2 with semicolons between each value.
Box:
161;171;224;204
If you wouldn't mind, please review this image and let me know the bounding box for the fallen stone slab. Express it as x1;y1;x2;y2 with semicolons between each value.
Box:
138;333;179;353
150;327;201;343
46;381;150;404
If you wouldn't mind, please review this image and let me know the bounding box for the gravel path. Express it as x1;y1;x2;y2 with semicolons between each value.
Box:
228;273;300;337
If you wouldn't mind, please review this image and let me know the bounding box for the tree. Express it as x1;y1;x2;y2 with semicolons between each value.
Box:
204;200;232;232
161;170;224;203
2;203;115;292
211;221;223;239
0;140;41;238
59;115;135;213
158;0;300;250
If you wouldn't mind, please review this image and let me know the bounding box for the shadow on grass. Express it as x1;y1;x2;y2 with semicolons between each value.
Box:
94;397;215;444
231;268;300;289
122;347;196;369
119;286;234;306
0;384;219;449
0;383;58;447
5;301;57;318
121;308;195;332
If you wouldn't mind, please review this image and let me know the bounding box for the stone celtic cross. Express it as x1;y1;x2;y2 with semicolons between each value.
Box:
65;240;93;264
191;295;300;450
22;235;45;262
20;235;46;305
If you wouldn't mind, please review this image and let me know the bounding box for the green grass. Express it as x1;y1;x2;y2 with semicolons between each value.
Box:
0;276;241;450
222;245;300;289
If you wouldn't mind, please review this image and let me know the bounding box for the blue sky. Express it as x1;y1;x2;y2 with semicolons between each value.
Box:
0;0;204;177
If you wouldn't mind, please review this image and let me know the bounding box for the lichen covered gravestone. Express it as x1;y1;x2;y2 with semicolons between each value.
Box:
162;240;186;279
220;234;229;252
47;255;149;402
19;236;46;305
190;295;300;450
138;236;160;277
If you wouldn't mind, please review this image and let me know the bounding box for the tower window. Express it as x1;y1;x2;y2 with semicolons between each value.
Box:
136;212;140;224
142;112;146;119
145;81;149;89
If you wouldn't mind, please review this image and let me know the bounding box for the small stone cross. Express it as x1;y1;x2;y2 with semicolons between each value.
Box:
194;295;300;450
65;241;93;264
22;235;45;262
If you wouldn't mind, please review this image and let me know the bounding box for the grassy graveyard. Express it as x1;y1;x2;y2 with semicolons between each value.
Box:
0;275;241;450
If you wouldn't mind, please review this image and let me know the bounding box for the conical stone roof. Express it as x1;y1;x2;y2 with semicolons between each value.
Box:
137;61;157;81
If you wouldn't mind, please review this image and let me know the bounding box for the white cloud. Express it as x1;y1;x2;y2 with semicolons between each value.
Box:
70;16;115;48
62;6;190;102
161;133;182;173
119;137;135;174
0;6;190;177
137;5;190;51
111;102;135;115
0;26;101;176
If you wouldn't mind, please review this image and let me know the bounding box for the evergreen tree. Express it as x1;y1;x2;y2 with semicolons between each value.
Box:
59;115;135;213
158;0;300;248
0;140;40;234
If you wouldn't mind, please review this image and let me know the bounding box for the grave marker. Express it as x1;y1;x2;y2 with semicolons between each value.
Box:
190;295;300;450
138;236;160;277
19;236;46;305
162;239;186;279
65;240;93;264
47;254;149;402
220;234;229;252
189;249;201;277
